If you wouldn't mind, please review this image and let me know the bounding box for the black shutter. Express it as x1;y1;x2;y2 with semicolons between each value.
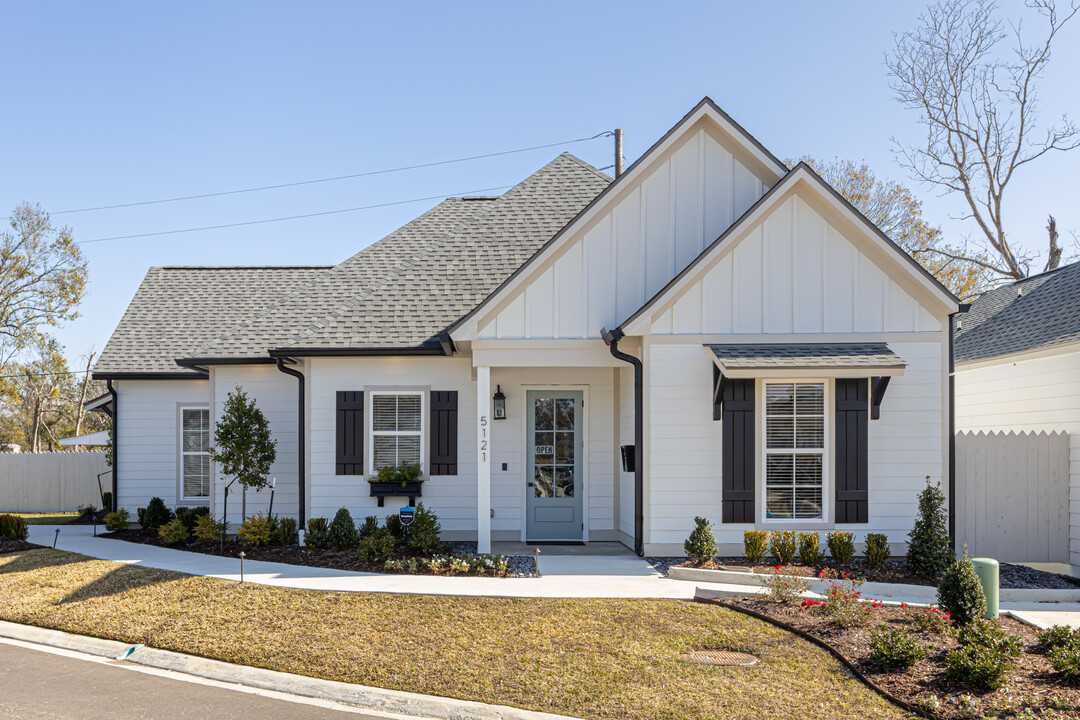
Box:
336;391;364;475
834;378;869;523
721;378;755;523
429;391;458;475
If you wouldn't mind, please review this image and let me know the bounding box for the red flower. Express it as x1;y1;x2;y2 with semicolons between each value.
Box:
774;564;783;570
900;602;908;609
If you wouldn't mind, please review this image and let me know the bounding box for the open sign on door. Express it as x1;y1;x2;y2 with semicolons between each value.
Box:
535;445;554;455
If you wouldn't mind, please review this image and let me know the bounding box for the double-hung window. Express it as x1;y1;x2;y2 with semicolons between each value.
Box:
368;392;423;472
764;382;826;520
180;407;211;499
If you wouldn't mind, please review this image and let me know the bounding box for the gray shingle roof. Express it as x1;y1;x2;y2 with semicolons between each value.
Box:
188;152;610;358
94;266;332;376
706;343;906;370
955;260;1080;363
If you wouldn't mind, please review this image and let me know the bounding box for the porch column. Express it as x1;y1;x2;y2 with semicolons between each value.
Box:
476;365;492;554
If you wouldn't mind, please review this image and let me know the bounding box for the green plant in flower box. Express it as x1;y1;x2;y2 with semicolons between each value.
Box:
371;461;422;488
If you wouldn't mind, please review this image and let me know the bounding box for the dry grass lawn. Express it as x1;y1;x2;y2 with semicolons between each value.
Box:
0;549;905;720
7;512;78;525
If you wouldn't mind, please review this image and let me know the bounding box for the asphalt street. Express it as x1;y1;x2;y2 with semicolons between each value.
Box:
0;641;379;719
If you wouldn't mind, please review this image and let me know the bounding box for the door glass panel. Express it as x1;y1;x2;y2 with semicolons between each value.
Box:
534;398;554;431
555;398;575;430
555;432;574;464
534;466;554;498
554;467;574;498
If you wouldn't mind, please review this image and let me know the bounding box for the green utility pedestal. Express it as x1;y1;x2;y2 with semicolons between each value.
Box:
972;557;999;619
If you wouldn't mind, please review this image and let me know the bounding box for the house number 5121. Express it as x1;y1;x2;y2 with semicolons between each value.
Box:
479;415;488;462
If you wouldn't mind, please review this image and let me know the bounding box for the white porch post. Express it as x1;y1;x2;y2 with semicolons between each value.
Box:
476;366;492;555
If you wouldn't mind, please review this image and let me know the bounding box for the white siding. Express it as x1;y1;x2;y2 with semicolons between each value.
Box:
956;347;1080;563
644;340;946;551
654;195;936;335
479;128;770;340
115;378;210;512
213;365;300;525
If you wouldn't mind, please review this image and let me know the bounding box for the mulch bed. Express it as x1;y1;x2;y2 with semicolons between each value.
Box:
99;528;535;576
0;539;44;554
713;594;1080;719
659;557;1080;589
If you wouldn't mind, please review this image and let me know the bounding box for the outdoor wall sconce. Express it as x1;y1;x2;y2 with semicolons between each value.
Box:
493;385;506;420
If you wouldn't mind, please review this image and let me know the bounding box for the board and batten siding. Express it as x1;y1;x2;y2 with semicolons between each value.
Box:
115;378;210;511
617;364;636;540
649;194;942;336
955;346;1080;564
212;365;300;525
477;127;771;341
642;339;946;554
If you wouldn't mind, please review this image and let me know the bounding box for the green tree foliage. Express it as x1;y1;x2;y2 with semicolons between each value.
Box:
938;551;988;626
405;503;443;557
907;477;953;576
684;517;718;565
210;385;277;518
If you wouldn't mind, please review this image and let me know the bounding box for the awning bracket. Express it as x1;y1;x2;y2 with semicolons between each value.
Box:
871;376;891;420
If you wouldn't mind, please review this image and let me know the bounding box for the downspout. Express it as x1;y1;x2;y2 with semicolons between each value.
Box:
947;304;971;551
105;380;118;511
275;358;306;528
603;327;643;556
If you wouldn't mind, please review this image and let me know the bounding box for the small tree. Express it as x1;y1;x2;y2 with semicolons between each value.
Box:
684;517;718;565
907;476;953;576
210;385;276;522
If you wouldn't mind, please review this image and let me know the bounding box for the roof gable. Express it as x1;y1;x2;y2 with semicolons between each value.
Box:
620;164;960;336
450;97;788;342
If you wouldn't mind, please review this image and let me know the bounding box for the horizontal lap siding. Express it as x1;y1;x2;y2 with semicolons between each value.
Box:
645;340;946;547
117;379;210;511
955;348;1080;563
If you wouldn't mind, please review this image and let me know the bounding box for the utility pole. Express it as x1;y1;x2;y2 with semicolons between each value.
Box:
614;129;623;177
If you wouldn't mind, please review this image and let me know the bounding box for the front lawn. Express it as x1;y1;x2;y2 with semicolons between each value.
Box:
7;512;78;525
0;548;905;720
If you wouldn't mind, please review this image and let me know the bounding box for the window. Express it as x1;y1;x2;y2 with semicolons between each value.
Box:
369;392;423;472
764;382;826;520
181;407;211;499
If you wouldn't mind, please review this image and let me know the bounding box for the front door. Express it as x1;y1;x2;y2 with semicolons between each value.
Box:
526;390;584;542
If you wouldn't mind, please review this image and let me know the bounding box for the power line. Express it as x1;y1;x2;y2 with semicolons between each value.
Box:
10;132;613;220
76;184;516;244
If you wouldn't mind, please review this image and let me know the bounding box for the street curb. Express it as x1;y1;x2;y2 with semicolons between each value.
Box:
0;620;584;720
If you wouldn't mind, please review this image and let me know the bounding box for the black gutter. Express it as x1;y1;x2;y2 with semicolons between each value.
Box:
602;327;643;557
948;303;971;551
275;357;306;528
105;380;118;511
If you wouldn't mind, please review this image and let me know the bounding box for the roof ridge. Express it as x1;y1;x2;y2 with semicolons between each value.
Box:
276;154;585;350
558;152;613;183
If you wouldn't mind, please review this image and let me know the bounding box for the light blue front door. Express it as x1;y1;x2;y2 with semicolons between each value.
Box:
525;390;583;542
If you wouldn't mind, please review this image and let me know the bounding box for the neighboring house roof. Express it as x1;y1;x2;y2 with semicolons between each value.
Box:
94;266;331;377
706;343;907;372
184;152;610;360
955;260;1080;363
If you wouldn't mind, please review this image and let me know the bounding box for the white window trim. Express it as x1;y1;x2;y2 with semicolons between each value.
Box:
178;404;212;502
366;390;426;476
758;378;832;525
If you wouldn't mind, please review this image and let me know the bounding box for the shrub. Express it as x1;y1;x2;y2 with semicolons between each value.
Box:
328;508;358;550
193;514;225;543
0;514;30;541
938;552;987;626
826;531;855;565
684;517;718;565
946;619;1021;690
1048;642;1080;678
384;513;405;541
276;517;298;545
743;530;768;563
103;509;129;532
869;626;930;669
405;503;443;557
906;605;952;634
358;527;397;562
238;514;276;547
821;576;873;628
769;530;797;565
762;567;810;604
76;504;98;520
174;506;210;534
907;477;953;577
864;533;891;566
358;516;379;540
101;491;114;512
797;531;824;566
1038;625;1080;651
158;518;189;545
305;517;330;549
140;497;173;530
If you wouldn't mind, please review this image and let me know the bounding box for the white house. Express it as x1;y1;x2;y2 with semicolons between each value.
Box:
954;262;1080;564
94;98;960;556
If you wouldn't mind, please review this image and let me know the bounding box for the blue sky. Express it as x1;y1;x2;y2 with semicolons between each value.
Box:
3;1;1078;366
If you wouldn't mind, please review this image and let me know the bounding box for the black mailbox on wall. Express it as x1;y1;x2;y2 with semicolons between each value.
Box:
620;444;636;473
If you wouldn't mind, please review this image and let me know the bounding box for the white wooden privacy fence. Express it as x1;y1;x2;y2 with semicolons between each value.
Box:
0;452;109;512
954;431;1069;564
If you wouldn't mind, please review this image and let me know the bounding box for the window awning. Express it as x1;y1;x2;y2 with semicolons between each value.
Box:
705;343;907;379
